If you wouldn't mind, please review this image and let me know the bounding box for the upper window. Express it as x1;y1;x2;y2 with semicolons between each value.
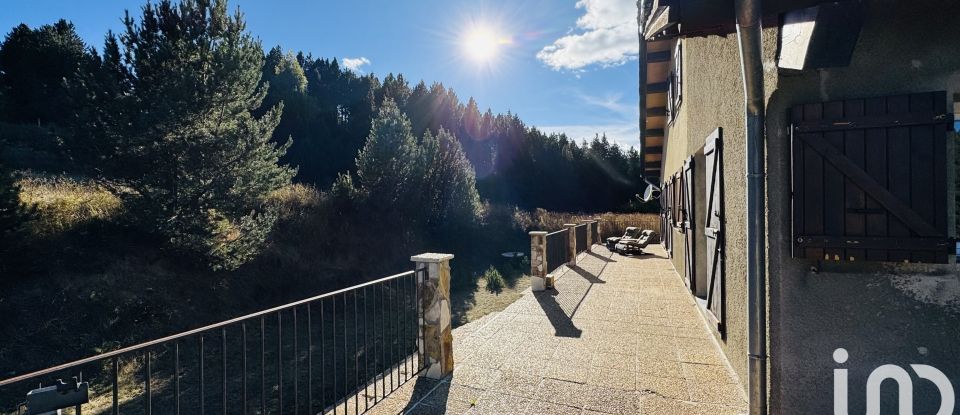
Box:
667;41;683;123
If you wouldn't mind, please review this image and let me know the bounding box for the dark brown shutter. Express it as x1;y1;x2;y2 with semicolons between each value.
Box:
672;173;683;228
682;156;696;293
662;177;675;257
790;91;953;263
704;128;725;333
661;179;671;254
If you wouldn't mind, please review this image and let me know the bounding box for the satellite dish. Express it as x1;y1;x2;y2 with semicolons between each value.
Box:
640;178;661;202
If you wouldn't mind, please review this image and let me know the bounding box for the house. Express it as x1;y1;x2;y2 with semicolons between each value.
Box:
638;0;960;413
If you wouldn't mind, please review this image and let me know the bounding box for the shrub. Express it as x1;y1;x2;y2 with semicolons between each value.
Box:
267;183;321;220
483;266;505;294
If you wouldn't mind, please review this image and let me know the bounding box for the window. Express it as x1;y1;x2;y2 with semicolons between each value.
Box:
667;41;683;122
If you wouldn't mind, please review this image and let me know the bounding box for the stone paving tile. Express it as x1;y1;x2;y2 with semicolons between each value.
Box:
543;361;590;384
525;400;582;414
469;392;533;414
488;369;543;398
388;245;747;414
682;362;738;385
636;373;690;400
586;366;636;391
580;385;642;414
686;378;748;406
534;378;589;408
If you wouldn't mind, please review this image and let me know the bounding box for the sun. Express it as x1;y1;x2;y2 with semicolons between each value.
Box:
462;24;509;63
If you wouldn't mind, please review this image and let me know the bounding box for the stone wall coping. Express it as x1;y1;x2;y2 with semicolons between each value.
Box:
529;231;548;236
563;223;578;227
410;253;455;263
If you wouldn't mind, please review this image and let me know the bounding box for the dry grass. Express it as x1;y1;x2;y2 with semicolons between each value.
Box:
17;173;123;235
596;212;661;239
512;208;660;235
453;274;532;326
267;182;322;220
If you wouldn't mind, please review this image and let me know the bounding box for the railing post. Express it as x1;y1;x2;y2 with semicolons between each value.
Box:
529;231;548;291
581;220;593;251
594;217;603;242
411;253;455;379
564;223;578;266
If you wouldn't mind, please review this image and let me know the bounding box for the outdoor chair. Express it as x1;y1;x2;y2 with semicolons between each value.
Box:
613;229;657;255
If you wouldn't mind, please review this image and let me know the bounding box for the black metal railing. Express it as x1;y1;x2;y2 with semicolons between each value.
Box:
575;224;588;253
545;229;570;274
0;271;425;415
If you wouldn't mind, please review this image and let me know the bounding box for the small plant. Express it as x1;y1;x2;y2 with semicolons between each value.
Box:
482;266;505;294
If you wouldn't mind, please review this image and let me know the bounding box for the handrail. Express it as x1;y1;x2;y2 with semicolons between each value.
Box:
546;228;568;237
0;270;416;387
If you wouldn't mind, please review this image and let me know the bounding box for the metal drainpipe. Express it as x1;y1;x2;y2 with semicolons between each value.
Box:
734;0;768;414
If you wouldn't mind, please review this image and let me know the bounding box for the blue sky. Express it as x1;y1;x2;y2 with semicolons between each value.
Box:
2;0;641;148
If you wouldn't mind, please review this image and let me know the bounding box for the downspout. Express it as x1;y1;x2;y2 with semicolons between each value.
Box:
637;0;648;174
734;0;768;414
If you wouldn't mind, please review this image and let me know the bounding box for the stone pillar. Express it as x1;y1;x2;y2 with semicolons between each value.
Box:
581;220;593;250
412;253;455;379
564;223;578;266
529;231;548;291
594;217;603;242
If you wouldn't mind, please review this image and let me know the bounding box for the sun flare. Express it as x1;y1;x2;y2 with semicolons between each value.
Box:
462;25;509;63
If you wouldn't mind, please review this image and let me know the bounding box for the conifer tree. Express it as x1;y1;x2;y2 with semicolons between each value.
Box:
0;20;88;125
355;99;420;214
68;0;294;269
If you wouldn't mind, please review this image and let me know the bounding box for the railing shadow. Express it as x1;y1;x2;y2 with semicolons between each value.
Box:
567;264;605;284
586;249;616;262
533;290;582;338
393;376;449;414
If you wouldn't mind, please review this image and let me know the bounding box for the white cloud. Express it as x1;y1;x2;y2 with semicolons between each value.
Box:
341;57;371;73
537;0;639;71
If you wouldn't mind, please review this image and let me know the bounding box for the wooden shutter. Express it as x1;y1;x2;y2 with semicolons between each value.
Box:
704;129;725;333
672;173;684;229
661;179;671;254
663;177;675;256
791;91;953;263
682;157;696;292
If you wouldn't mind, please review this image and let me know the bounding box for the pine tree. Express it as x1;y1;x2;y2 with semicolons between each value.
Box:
355;99;420;213
0;20;89;125
419;128;481;232
67;0;295;270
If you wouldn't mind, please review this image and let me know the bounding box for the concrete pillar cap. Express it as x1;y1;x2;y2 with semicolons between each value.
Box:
563;223;578;227
411;253;455;263
529;231;548;235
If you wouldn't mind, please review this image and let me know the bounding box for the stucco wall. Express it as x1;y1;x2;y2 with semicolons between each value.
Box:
765;0;960;413
661;26;781;394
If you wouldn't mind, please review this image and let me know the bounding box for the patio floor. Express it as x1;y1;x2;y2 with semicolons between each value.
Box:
363;245;748;415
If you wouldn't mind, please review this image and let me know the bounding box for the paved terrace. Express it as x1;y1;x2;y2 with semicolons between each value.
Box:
360;245;747;415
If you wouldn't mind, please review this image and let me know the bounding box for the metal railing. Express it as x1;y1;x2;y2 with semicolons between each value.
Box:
0;270;426;415
591;221;599;245
545;229;570;274
575;224;588;253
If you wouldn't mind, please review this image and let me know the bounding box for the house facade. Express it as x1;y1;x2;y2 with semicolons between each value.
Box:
639;0;960;413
